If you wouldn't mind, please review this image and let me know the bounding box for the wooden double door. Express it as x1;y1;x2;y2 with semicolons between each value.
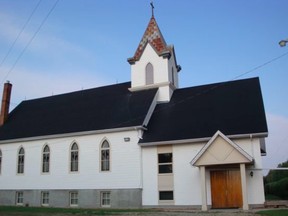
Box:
210;170;243;209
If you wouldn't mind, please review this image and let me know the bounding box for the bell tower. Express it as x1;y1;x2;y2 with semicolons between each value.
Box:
127;5;181;103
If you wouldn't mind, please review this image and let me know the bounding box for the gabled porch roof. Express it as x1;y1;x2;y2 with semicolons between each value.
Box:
191;130;254;167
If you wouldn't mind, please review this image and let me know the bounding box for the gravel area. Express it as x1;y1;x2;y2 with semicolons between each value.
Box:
0;209;261;216
115;210;258;216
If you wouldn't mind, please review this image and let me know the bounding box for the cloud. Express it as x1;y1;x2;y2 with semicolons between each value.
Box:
263;113;288;171
0;12;33;48
0;11;97;73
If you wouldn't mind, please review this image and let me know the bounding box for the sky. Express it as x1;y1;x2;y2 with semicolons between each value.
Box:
0;0;287;172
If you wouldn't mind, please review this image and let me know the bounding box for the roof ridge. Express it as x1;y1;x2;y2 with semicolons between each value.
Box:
19;82;132;103
175;77;260;92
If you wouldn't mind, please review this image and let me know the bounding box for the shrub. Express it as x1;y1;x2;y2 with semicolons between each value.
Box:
265;177;288;200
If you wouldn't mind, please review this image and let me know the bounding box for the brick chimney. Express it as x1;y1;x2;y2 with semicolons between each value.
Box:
0;82;12;126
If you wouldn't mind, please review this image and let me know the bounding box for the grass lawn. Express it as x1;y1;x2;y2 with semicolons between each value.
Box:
3;206;288;216
0;206;156;215
257;209;288;216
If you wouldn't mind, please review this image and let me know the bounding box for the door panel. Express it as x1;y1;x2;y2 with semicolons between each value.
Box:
211;171;227;208
227;170;242;208
211;170;242;209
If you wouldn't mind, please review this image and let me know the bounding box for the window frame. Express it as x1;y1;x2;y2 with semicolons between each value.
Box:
101;191;111;207
42;145;50;174
69;191;78;207
17;147;25;174
70;142;79;172
100;140;110;172
159;190;174;201
158;152;173;174
16;191;24;206
41;191;49;206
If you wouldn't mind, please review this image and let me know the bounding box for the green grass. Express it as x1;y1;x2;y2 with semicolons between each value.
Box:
257;209;288;216
0;206;156;215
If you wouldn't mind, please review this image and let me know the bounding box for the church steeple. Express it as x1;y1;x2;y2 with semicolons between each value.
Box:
127;16;170;65
128;6;181;103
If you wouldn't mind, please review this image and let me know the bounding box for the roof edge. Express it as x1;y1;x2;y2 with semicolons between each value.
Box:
0;126;145;144
139;132;268;147
142;90;159;127
129;81;176;92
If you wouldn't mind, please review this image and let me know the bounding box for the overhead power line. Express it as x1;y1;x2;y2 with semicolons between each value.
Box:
1;0;60;85
232;51;288;80
0;0;42;71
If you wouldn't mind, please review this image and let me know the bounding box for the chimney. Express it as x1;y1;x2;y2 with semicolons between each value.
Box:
0;82;12;126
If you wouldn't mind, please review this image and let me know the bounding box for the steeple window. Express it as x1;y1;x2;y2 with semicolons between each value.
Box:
145;63;154;85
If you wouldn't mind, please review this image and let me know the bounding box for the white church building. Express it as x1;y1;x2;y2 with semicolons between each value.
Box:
0;13;268;210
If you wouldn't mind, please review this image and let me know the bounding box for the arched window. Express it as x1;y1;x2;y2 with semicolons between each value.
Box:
145;63;154;85
70;143;79;172
101;140;110;171
0;149;2;174
42;145;50;173
17;147;24;174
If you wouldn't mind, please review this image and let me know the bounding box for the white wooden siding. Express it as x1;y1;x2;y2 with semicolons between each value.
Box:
142;146;158;205
142;138;265;206
130;44;177;102
0;130;141;190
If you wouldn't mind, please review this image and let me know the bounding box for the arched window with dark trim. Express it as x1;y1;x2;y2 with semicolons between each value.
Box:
70;143;79;172
42;145;50;173
145;63;154;85
17;147;24;174
101;140;110;171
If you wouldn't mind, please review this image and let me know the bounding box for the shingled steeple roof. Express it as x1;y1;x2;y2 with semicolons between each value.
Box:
128;16;171;64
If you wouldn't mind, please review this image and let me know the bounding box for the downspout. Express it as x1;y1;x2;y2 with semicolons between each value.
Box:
250;134;255;160
136;128;143;189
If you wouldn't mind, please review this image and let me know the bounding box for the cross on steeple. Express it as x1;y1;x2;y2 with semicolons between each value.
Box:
150;1;155;17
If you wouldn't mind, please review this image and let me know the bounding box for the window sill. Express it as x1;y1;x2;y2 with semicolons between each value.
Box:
41;204;49;207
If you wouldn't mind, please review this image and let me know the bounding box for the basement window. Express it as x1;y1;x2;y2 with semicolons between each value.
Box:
70;192;78;206
159;191;174;201
41;191;49;206
101;191;111;207
16;191;24;205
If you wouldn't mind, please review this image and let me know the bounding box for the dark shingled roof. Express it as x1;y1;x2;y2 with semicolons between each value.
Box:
0;82;157;141
0;77;268;143
140;77;268;144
